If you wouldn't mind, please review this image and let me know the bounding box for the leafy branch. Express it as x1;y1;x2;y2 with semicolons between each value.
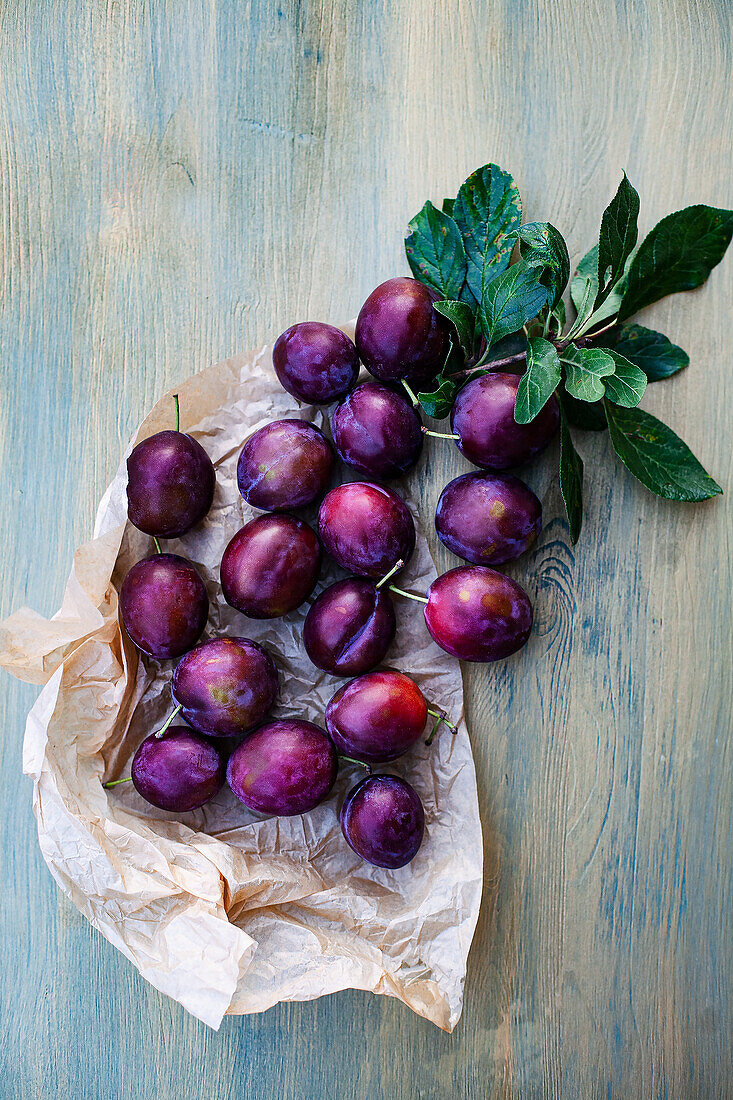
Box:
405;164;730;542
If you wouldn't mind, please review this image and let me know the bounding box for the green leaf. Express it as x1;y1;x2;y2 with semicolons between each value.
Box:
515;338;561;424
596;173;640;305
560;390;607;431
405;200;467;300
549;299;566;337
518;222;570;309
605;402;723;501
615;323;689;381
417;373;460;419
570;244;633;335
570;246;598;313
569;177;640;333
559;408;584;543
433;300;476;361
479;260;549;349
567;249;598;334
619;204;733;320
584;275;631;333
453;164;522;304
442;197;455;216
602;350;647;407
415;336;464;419
483;330;527;363
561;344;615;403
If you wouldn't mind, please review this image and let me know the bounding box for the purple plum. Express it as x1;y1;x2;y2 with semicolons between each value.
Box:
131;727;225;811
451;372;559;469
273;322;359;405
303;578;396;676
227;719;338;816
326;670;428;763
221;514;321;618
423;566;532;662
237;419;334;511
340;774;425;868
435;472;542;565
355;277;450;386
317;481;415;579
172;637;278;737
120;554;208;659
331;381;423;479
127;430;215;538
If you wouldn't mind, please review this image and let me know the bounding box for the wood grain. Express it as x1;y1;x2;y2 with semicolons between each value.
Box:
1;1;731;1096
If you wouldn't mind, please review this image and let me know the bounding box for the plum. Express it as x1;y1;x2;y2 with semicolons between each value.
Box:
451;372;559;469
227;719;338;816
435;472;542;565
326;670;428;763
237;419;334;511
318;481;415;579
221;514;321;618
340;774;425;868
172;636;278;737
355;277;450;386
127;398;215;537
120;554;208;659
304;578;396;676
423;565;532;662
331;381;423;479
131;727;225;811
273;322;359;404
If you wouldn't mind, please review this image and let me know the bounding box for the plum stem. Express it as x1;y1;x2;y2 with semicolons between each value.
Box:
173;393;180;432
401;380;419;407
460;349;527;375
153;536;163;554
103;776;133;789
388;584;428;605
422;427;460;441
376;559;403;589
339;755;372;773
425;707;458;745
425;715;443;746
155;703;183;739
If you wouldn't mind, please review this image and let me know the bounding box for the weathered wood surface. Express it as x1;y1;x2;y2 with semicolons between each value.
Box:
1;1;731;1096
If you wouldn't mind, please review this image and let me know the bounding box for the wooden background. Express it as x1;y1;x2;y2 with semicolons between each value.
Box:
1;1;731;1096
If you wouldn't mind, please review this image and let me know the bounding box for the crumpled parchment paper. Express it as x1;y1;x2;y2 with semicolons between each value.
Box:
0;328;483;1031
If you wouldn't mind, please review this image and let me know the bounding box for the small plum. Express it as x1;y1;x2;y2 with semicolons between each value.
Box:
172;637;278;737
451;372;559;469
227;719;338;816
303;578;396;676
435;472;542;565
355;277;450;386
131;727;225;812
221;514;321;618
273;322;359;404
237;419;334;511
331;381;423;479
340;774;425;868
424;566;532;662
120;554;208;659
318;481;415;579
127;424;215;538
326;670;428;763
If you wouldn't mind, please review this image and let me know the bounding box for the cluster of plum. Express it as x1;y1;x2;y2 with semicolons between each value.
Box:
112;276;558;869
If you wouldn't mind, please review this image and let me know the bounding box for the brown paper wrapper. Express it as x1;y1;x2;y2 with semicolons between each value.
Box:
0;330;483;1030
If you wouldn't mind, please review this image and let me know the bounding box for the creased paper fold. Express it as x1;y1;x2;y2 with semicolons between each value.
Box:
0;330;483;1030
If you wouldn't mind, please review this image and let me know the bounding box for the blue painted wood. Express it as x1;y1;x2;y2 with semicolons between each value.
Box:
1;1;731;1096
